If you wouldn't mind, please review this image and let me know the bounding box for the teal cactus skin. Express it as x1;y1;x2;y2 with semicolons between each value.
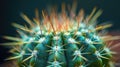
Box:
2;2;120;67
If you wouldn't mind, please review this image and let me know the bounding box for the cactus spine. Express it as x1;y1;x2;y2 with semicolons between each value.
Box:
2;2;120;67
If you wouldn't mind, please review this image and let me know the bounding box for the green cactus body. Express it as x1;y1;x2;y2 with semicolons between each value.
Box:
2;2;120;67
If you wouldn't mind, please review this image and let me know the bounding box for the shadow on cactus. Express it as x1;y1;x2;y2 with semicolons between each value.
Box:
1;2;120;67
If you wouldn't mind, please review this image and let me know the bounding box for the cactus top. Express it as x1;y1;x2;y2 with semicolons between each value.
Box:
1;2;120;67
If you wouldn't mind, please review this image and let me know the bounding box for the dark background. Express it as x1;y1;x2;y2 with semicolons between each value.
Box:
0;0;120;64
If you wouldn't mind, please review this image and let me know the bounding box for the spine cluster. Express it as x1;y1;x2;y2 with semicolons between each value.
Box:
2;2;120;67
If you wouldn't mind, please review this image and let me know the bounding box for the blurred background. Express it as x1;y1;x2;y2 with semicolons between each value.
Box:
0;0;120;66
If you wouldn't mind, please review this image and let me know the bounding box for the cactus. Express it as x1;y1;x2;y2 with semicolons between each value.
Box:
1;2;120;67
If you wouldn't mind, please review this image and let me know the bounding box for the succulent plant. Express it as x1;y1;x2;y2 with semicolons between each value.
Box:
1;2;120;67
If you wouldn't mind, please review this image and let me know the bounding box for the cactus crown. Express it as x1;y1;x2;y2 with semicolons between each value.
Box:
2;2;120;67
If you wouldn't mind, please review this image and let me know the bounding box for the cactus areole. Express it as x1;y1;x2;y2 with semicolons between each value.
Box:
2;2;120;67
